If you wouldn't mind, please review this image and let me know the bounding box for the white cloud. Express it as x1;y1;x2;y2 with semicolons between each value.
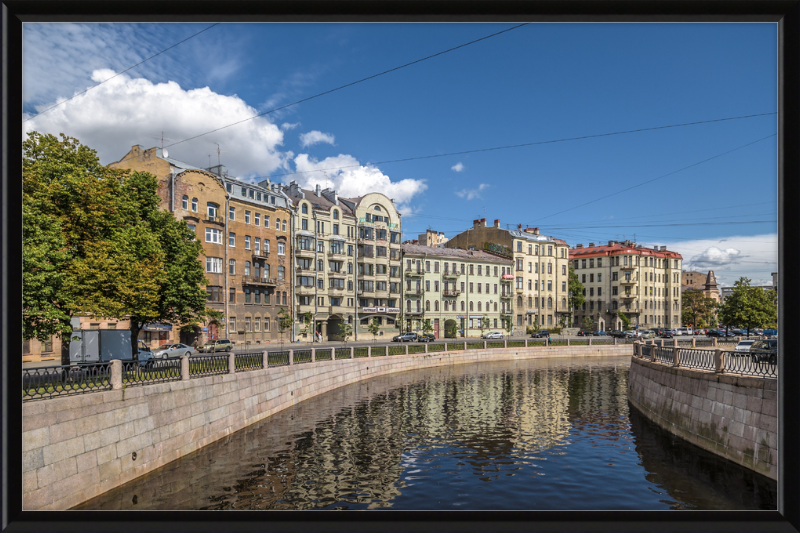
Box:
455;183;489;200
23;70;289;178
652;233;777;288
281;122;301;131
291;153;427;213
451;162;464;172
299;130;335;148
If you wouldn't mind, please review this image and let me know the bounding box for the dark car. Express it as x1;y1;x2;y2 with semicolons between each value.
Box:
707;329;734;338
750;339;777;364
576;331;592;337
657;328;674;339
531;330;550;338
417;333;435;342
608;330;628;339
393;332;418;342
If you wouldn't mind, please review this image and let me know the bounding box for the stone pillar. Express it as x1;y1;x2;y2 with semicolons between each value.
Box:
483;341;487;349
546;338;549;347
444;342;448;351
310;348;316;363
672;347;680;367
613;337;617;346
289;349;294;365
463;341;467;351
228;352;236;374
504;339;508;348
349;347;354;359
181;355;190;381
567;338;570;346
589;337;592;346
367;346;372;358
713;337;718;347
633;341;639;357
405;344;409;355
110;359;123;390
262;350;269;369
659;339;664;348
691;337;696;348
673;337;678;347
525;339;528;348
424;343;428;353
650;346;656;363
714;348;724;373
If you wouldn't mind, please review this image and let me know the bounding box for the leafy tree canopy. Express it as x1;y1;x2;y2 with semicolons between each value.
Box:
717;277;777;335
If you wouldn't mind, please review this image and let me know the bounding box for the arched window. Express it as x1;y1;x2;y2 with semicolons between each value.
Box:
469;301;474;311
182;195;188;209
434;300;439;311
493;302;497;311
477;302;482;312
547;297;552;309
444;301;448;311
191;198;198;212
461;301;465;311
517;296;522;307
425;300;430;311
562;298;566;309
416;300;421;312
407;300;411;311
333;210;339;219
276;218;281;229
302;203;308;214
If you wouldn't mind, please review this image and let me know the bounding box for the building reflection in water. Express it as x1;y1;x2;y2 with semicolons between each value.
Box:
76;356;775;510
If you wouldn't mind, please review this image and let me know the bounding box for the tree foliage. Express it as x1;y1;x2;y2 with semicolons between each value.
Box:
339;321;353;344
421;319;433;336
717;277;777;335
582;316;594;332
681;289;717;329
568;265;585;324
367;318;381;341
618;311;631;330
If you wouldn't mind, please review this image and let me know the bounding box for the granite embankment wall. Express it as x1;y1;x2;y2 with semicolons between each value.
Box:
627;356;777;480
22;344;630;510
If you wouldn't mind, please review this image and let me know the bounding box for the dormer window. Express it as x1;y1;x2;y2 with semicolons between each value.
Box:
302;204;308;214
333;209;339;219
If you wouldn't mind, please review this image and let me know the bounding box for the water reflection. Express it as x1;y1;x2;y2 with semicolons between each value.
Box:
76;356;776;510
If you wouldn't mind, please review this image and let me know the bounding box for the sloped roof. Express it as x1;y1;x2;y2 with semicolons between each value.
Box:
402;243;512;263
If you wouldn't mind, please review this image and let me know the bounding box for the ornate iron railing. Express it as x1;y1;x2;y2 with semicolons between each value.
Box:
654;346;674;365
353;347;369;358
268;351;290;367
22;363;112;401
428;343;447;352
122;358;182;385
234;352;263;372
466;342;484;350
679;349;715;371
388;345;406;356
293;349;313;364
315;349;332;361
486;341;505;349
334;348;351;360
407;345;425;354
190;355;229;377
528;339;546;347
724;350;777;378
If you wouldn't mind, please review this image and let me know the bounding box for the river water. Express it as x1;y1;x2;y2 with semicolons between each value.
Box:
76;356;777;510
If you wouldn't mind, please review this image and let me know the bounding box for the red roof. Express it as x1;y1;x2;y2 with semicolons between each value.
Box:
569;242;682;260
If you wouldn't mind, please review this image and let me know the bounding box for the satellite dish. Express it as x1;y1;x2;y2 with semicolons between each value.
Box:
163;148;169;158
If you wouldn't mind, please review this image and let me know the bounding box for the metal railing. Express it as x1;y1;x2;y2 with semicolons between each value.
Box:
122;358;182;385
428;343;447;352
22;363;112;401
679;349;715;371
654;346;674;365
235;352;263;372
294;349;313;364
407;345;425;354
388;345;406;356
334;348;351;360
353;347;369;358
636;343;777;379
190;355;229;377
315;348;332;361
371;346;387;356
725;350;777;378
487;341;505;349
466;342;484;350
268;351;290;367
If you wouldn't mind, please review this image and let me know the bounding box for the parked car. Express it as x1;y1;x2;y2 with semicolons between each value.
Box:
393;332;418;342
608;330;627;339
749;339;777;364
481;332;504;339
733;340;756;355
707;329;733;338
623;330;639;338
657;328;674;339
417;333;435;342
152;343;195;359
763;329;778;338
640;329;656;339
577;330;592;337
594;330;609;336
531;330;550;338
197;339;234;353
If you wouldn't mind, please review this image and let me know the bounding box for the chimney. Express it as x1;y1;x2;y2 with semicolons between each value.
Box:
473;219;481;228
653;246;659;251
576;244;583;249
315;184;321;196
533;227;539;235
608;240;615;246
494;219;500;228
589;243;595;247
661;246;667;251
481;218;487;226
518;224;523;230
320;187;338;205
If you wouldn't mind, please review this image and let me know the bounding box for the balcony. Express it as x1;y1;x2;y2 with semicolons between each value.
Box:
443;270;461;279
295;284;316;293
620;265;635;271
295;266;315;273
620;279;636;286
327;250;346;258
243;276;277;287
205;214;224;225
358;252;375;259
295;247;315;257
443;289;461;298
500;293;512;299
252;250;269;260
405;270;424;278
620;292;636;300
406;309;423;316
406;288;424;297
329;305;350;316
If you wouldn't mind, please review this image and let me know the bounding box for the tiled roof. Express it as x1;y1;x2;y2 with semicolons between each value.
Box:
286;188;355;216
402;243;512;263
569;242;683;260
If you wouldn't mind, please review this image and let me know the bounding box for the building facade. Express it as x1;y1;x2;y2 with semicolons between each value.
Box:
682;270;721;303
445;219;571;334
282;181;360;341
109;145;294;347
570;241;683;331
401;244;513;338
417;229;449;247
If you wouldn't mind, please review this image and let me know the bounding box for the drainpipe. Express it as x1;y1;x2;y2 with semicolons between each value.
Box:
354;221;359;341
290;200;296;343
224;184;230;343
170;172;175;212
313;210;318;341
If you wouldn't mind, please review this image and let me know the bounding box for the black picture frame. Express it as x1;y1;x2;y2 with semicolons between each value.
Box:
2;2;797;532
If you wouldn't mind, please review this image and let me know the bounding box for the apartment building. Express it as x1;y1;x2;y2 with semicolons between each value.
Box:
417;229;449;247
570;240;683;331
682;270;720;303
109;145;294;347
282;181;360;341
401;244;513;338
337;193;403;339
446;219;571;334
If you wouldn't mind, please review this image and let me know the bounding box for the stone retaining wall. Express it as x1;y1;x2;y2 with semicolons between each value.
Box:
627;356;777;480
22;344;630;510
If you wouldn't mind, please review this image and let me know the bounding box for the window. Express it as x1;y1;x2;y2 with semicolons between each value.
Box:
547;263;552;274
245;236;251;250
229;259;236;275
254;290;261;304
265;216;270;228
255;213;260;226
282;220;287;232
244;261;251;276
278;265;285;279
249;189;255;199
244;289;251;304
206;286;223;301
255;237;261;252
229;232;235;247
191;198;198;212
562;265;566;275
229;206;235;220
547;280;552;291
207;202;218;219
241;187;246;197
245;211;251;224
278;242;285;255
302;204;308;214
205;228;221;244
562;281;566;292
182;195;188;209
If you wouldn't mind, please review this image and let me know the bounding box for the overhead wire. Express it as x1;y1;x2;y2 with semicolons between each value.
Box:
165;23;530;148
24;24;220;123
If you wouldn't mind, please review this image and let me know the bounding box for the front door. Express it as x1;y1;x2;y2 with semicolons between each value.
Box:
434;319;440;338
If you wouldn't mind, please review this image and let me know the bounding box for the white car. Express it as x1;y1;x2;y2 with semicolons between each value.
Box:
152;343;196;358
482;332;504;339
734;340;756;354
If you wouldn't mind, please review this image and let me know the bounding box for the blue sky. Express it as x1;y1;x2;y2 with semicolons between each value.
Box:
22;22;778;286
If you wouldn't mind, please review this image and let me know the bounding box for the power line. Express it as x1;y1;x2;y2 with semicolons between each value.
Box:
165;23;530;148
266;113;776;179
24;24;220;123
536;133;777;221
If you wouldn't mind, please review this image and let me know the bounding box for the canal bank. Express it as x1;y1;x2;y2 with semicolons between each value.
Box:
627;355;777;480
23;343;631;510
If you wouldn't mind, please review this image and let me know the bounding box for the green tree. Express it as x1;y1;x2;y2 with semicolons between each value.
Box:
681;289;717;330
568;265;585;326
121;171;210;358
504;317;513;337
298;311;313;342
618;311;631;330
23;132;163;365
582;316;594;332
479;315;489;337
339;321;353;344
277;308;293;344
421;318;434;337
367;317;381;342
395;310;405;332
717;277;777;337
